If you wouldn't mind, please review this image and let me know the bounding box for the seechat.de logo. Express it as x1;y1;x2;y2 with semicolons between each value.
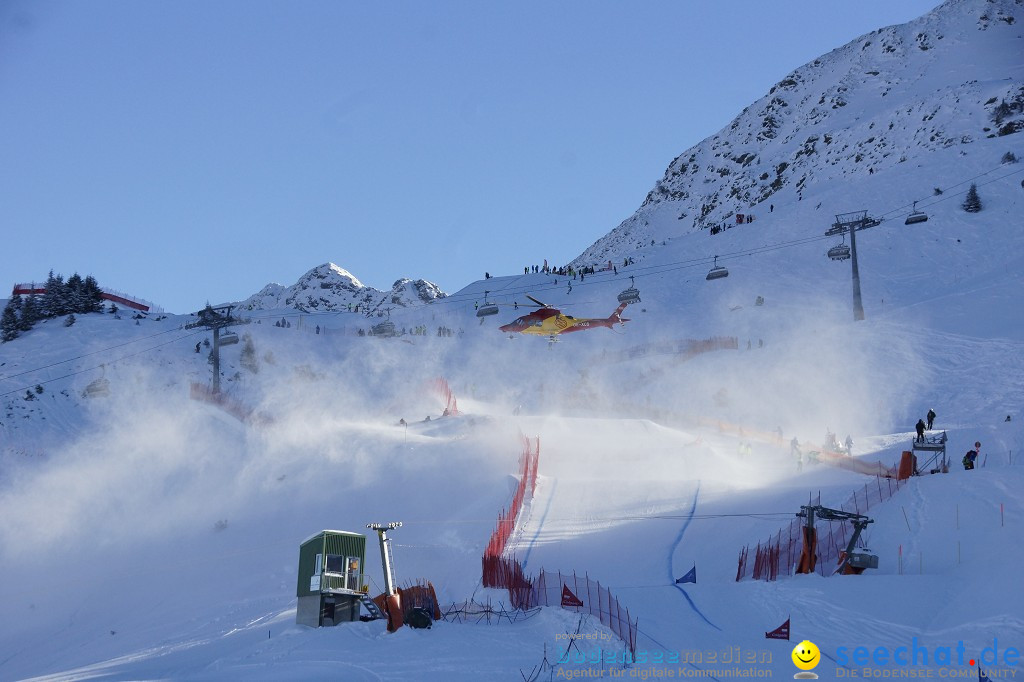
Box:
792;640;821;679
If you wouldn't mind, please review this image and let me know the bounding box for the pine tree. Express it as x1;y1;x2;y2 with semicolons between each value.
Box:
962;183;982;213
19;295;39;331
83;275;104;313
42;270;67;317
1;299;19;342
240;333;259;374
66;273;84;313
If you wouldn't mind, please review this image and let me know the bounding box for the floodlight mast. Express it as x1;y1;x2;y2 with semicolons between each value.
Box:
367;522;403;596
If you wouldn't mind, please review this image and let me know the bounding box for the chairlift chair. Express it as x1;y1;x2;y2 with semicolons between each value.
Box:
476;290;500;318
617;288;641;304
827;244;851;261
905;202;928;225
706;256;729;280
219;331;239;345
617;276;641;304
371;321;396;337
82;377;110;398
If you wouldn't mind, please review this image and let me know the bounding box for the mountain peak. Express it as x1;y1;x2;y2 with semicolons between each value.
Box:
237;263;446;313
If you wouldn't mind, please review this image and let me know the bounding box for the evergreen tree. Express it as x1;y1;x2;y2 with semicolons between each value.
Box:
82;275;104;313
10;294;23;323
1;299;19;342
962;183;982;213
42;270;67;317
66;273;84;314
240;333;259;374
19;295;39;331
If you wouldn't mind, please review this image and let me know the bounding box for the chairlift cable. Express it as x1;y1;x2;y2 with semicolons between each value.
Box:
0;325;197;383
0;329;206;398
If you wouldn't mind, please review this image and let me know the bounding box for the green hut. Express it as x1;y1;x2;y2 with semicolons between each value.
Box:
296;530;367;627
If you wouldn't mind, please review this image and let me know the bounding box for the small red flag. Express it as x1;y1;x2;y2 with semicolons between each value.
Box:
561;584;584;608
765;617;790;640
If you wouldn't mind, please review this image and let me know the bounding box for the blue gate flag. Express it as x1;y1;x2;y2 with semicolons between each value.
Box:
676;565;696;584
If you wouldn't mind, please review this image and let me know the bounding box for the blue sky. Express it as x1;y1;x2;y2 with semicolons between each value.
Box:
0;0;939;314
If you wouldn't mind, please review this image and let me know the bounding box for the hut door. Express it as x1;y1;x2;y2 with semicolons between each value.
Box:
345;557;361;590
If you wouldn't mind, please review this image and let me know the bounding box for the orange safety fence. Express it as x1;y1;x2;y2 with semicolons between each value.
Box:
430;377;460;416
480;436;637;656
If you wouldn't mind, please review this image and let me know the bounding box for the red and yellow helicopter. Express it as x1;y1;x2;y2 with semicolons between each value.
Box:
498;295;630;344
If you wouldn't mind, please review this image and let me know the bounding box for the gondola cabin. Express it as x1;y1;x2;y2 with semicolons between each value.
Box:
296;530;368;627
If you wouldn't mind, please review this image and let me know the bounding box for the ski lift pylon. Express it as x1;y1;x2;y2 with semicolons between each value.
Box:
706;256;729;280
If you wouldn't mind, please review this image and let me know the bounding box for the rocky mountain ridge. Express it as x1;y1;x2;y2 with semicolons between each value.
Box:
572;0;1023;268
236;262;446;313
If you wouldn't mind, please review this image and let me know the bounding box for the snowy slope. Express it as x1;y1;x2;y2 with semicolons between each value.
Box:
2;0;1024;680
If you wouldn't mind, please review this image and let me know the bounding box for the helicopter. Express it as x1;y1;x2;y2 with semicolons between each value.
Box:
498;295;630;344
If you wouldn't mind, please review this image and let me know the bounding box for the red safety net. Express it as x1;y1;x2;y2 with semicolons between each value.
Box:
480;437;638;656
430;377;460;416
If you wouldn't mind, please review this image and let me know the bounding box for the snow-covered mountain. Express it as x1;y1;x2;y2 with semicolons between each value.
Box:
237;262;446;313
573;0;1023;267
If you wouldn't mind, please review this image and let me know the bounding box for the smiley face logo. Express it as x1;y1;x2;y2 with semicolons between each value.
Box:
792;640;820;674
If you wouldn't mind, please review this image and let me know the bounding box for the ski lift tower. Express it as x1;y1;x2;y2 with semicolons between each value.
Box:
796;504;877;575
825;211;883;321
367;521;404;631
185;304;241;395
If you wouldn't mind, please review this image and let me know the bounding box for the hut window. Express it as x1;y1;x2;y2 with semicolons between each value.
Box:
326;554;345;573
